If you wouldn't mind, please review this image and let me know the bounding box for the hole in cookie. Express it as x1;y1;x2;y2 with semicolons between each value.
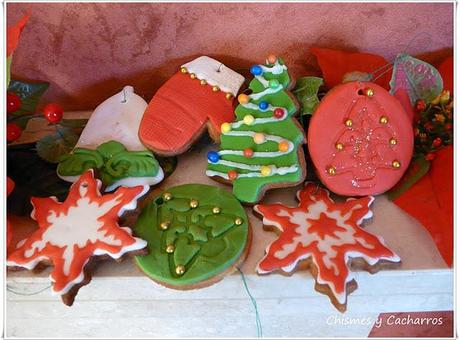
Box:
155;197;164;205
81;182;88;188
357;89;365;96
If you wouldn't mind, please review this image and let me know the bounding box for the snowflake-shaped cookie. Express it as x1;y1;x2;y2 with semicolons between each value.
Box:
7;169;148;305
254;182;400;311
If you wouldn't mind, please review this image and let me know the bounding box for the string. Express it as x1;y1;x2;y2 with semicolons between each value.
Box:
237;267;263;338
370;32;433;83
6;284;52;296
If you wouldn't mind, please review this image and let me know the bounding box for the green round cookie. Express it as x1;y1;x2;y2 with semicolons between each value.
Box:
134;184;250;288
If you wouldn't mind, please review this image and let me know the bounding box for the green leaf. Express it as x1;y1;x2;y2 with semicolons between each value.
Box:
6;56;12;87
8;79;49;116
36;127;79;164
292;76;323;115
389;54;443;106
386;156;431;200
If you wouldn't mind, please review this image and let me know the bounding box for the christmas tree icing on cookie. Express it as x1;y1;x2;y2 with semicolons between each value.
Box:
206;55;306;203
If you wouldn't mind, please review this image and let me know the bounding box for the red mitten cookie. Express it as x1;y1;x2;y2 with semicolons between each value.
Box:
139;56;245;156
6;170;148;306
308;82;414;196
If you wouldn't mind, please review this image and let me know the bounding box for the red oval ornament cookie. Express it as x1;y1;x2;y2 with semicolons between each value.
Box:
308;81;413;196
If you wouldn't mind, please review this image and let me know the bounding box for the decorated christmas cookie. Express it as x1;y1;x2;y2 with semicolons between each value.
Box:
254;183;400;312
134;184;250;289
308;81;413;196
206;56;306;204
139;56;245;156
7;170;148;306
57;86;164;191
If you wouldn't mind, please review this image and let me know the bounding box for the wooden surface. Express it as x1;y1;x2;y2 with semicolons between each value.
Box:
6;112;453;338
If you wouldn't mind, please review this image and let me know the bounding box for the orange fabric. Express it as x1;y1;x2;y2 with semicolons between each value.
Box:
139;72;235;155
438;56;453;93
311;47;392;90
394;145;453;267
7;12;30;57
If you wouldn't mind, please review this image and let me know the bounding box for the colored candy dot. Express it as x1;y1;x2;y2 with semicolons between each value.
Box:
258;101;269;110
221;122;232;133
238;94;250;104
250;65;263;76
273;108;284;118
278;141;289;152
243;114;255;125
267;54;277;64
260;165;272;176
207;151;220;163
269;79;280;89
228;170;238;180
243;148;254;158
253;133;265;144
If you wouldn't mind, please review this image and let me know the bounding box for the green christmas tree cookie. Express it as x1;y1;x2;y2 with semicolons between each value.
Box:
134;184;250;289
206;55;306;203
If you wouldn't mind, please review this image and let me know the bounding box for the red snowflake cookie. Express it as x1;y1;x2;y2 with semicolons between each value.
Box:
254;182;400;311
308;81;414;196
7;170;148;306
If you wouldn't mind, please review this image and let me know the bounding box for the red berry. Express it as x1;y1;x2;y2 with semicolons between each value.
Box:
415;99;426;112
7;123;22;142
445;123;453;130
243;148;254;158
227;170;238;180
424;122;433;131
432;137;442;148
273;108;284;119
43;103;64;123
425;153;436;161
7;92;21;114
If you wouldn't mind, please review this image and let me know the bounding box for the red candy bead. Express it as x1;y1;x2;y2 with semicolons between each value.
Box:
43;103;64;123
425;153;436;161
7;92;21;114
243;148;254;158
432;137;442;148
273;108;284;119
228;170;238;180
7;123;22;142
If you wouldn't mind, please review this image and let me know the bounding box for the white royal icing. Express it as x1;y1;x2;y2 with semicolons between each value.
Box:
181;56;245;96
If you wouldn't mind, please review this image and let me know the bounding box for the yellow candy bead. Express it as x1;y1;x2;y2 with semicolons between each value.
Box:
175;265;186;275
260;165;272;176
180;67;188;74
166;244;175;253
163;192;173;201
253;133;265;144
190;73;196;79
389;138;397;146
243;115;255;125
238;94;250;104
212;207;221;214
380;116;389;124
345;119;353;127
278;141;289;152
365;88;374;97
200;79;207;86
221;122;232;133
327;166;336;175
392;160;401;168
212;86;220;92
234;217;243;225
190;199;199;208
160;221;170;230
226;93;233;100
335;142;344;151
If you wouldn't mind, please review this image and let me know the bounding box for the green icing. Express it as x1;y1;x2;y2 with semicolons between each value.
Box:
134;184;249;286
206;58;305;203
57;140;160;187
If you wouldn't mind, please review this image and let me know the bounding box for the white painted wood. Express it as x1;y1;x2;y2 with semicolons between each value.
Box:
7;111;453;338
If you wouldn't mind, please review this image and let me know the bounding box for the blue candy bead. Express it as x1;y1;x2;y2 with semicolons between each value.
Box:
258;101;269;110
207;151;220;163
250;65;263;76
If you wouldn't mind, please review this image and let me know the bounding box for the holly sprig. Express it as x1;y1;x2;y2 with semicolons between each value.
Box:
413;90;453;161
7;79;87;163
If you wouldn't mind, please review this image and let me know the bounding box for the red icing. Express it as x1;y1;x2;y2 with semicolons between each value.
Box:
7;170;147;295
139;71;236;155
255;183;399;305
308;81;413;196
